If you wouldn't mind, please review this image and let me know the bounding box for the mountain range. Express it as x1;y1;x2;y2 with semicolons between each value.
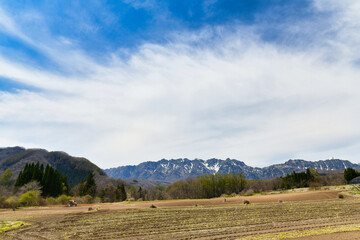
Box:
3;146;360;186
104;158;360;182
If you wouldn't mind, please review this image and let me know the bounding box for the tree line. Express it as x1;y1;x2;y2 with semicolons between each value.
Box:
167;173;246;199
0;162;354;209
281;168;318;189
14;162;70;197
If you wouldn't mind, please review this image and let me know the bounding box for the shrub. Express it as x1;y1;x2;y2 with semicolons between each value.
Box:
57;195;72;205
243;200;250;205
5;196;19;209
46;197;57;205
37;197;47;206
243;189;254;196
83;195;93;204
309;182;323;190
19;191;40;206
73;196;83;204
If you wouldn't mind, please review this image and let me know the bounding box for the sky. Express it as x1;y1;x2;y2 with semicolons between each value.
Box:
1;0;360;168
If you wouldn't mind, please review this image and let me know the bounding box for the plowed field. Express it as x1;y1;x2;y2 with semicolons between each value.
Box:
1;190;360;240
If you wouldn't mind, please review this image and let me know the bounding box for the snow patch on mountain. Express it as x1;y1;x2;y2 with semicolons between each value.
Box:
203;161;220;173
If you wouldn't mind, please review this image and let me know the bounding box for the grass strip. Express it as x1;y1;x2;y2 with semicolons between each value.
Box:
0;221;28;233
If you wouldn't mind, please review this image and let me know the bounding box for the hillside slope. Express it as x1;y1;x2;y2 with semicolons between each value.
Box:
0;147;107;186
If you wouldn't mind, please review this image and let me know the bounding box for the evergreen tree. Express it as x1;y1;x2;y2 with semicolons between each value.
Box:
31;162;43;183
281;168;319;189
15;170;23;187
344;168;360;183
15;162;69;197
118;184;127;201
83;172;97;197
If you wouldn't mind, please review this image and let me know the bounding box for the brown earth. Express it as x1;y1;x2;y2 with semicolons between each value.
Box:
1;190;345;221
289;231;360;240
1;190;359;240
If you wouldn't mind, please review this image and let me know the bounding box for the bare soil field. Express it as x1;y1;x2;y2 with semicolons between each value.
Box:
291;231;360;240
1;190;360;240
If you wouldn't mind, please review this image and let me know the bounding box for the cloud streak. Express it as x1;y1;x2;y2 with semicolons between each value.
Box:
0;1;360;168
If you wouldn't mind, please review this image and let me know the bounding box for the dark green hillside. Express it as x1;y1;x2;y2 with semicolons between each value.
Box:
0;147;106;186
46;151;107;186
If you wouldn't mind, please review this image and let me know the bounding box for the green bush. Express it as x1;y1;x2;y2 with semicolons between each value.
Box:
57;195;72;205
19;191;40;206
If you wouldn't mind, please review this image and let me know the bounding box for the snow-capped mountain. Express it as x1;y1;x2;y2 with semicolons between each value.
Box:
104;158;360;182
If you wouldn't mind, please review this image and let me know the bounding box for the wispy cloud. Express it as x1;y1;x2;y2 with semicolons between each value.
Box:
0;7;36;46
0;1;360;168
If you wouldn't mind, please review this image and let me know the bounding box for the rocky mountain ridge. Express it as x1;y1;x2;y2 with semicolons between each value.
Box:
104;158;360;182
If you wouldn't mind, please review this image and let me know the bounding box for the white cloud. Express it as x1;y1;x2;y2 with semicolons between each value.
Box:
1;1;360;168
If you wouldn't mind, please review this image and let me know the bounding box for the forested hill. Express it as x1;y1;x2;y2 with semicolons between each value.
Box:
104;158;360;182
0;147;106;186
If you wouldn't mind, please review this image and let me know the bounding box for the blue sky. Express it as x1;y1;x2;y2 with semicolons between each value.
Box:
1;0;360;168
0;0;314;69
